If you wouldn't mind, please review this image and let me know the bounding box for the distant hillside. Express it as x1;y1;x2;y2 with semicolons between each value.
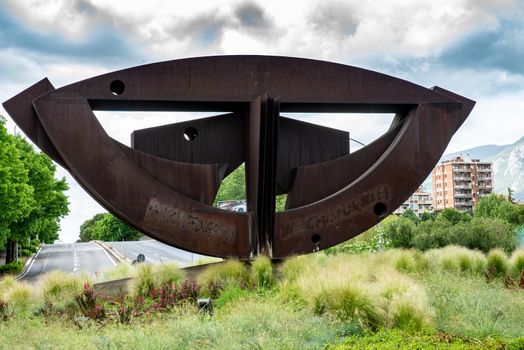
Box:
422;136;524;201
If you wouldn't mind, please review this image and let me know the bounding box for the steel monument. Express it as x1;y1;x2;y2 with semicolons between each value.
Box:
3;56;474;259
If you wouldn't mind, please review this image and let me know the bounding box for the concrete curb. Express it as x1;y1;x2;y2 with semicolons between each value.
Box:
16;244;43;280
94;240;131;264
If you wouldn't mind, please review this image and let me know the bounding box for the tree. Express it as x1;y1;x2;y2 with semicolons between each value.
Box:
8;136;69;245
214;164;246;204
0;118;35;255
475;194;524;226
383;216;416;248
91;213;143;241
401;209;419;225
449;217;517;253
0;117;69;262
439;208;471;225
78;213;106;242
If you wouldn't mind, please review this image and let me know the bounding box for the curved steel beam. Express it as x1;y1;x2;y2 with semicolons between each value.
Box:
2;56;475;259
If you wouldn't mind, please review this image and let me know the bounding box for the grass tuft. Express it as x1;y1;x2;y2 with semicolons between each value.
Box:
132;263;155;297
197;260;250;289
40;271;84;304
250;255;274;289
427;246;486;275
486;249;509;279
154;262;185;287
509;249;524;278
100;263;132;282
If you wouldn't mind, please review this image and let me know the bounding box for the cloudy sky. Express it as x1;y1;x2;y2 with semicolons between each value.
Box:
1;0;523;242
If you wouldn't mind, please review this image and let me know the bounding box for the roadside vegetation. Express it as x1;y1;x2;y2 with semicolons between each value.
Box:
1;246;524;349
0;117;69;266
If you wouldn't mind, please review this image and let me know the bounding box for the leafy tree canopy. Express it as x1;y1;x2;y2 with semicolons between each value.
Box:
78;213;106;242
91;213;143;242
1;118;68;255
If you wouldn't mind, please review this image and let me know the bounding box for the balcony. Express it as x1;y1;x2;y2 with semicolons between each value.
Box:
477;184;493;189
455;193;472;198
454;184;472;189
453;176;471;181
452;168;470;173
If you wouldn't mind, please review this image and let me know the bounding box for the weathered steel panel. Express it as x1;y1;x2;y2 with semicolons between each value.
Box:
2;56;474;259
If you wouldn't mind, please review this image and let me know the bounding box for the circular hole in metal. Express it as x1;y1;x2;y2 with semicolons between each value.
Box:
311;234;321;244
110;80;125;95
183;127;198;141
373;202;387;217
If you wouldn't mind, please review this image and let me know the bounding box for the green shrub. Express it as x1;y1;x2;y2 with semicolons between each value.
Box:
197;260;250;289
486;249;510;279
7;283;31;310
41;271;84;305
250;255;274;289
412;218;453;251
426;246;486;275
510;249;524;278
213;285;249;309
451;218;517;253
383;217;416;248
278;255;312;282
100;263;132;282
0;261;23;275
0;276;17;298
154;262;185;287
390;250;429;273
321;285;384;330
132;263;155;297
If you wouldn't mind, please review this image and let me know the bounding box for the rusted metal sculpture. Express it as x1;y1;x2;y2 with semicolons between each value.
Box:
3;56;474;259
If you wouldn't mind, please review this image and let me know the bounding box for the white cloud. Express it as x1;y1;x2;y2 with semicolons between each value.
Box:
1;0;523;242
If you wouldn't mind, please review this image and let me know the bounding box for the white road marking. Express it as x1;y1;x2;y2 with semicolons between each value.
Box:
72;244;79;273
16;245;43;280
100;245;117;266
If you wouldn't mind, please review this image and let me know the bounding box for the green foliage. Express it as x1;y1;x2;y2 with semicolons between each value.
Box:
383;217;416;248
214;164;246;204
0;261;23;274
78;213;105;242
0;120;34;250
91;213;142;241
486;249;510;279
213;285;249;309
426;246;486;275
132;263;155;297
278;254;313;282
100;263;133;282
450;217;517;253
198;260;251;290
439;208;472;225
131;263;185;297
41;271;84;305
423;271;524;338
0;118;69;254
509;249;524;278
401;209;419;224
153;262;185;287
330;330;524;349
250;255;274;288
475;194;524;226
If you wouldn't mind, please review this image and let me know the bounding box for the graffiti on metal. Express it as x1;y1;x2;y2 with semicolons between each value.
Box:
3;55;474;259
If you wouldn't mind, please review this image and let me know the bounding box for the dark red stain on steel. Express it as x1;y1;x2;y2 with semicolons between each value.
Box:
2;56;474;259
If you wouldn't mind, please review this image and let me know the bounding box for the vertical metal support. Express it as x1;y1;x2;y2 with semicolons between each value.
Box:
246;95;279;257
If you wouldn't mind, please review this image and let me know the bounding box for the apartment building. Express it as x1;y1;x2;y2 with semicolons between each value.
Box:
394;187;434;217
432;156;494;211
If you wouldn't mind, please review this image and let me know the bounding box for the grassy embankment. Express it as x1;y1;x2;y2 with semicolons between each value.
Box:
0;247;524;349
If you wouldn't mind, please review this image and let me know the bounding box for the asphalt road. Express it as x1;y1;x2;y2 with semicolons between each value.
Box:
108;240;208;266
20;242;117;283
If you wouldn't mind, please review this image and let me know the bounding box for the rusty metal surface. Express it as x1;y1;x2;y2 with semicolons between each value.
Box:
2;55;474;259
